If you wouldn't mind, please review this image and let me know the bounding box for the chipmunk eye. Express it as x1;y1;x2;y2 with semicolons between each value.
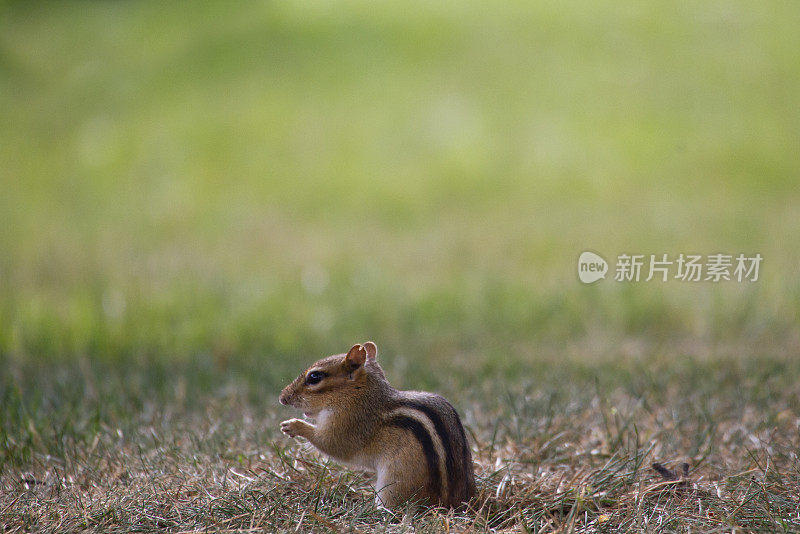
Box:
305;371;326;385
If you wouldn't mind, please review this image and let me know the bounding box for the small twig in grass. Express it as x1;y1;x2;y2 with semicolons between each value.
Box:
0;492;24;515
651;462;692;494
295;509;307;532
306;508;360;534
651;462;688;482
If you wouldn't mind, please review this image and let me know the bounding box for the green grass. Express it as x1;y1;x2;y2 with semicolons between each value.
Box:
1;1;799;531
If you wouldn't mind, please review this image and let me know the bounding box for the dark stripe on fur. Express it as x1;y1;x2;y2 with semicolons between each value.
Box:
387;415;441;499
449;403;474;498
391;399;467;503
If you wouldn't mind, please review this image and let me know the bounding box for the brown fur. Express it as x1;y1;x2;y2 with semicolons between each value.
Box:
280;342;475;509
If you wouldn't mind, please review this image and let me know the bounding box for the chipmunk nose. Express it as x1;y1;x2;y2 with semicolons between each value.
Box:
279;391;290;405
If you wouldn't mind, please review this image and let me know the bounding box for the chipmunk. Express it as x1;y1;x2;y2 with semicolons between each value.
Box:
279;342;475;509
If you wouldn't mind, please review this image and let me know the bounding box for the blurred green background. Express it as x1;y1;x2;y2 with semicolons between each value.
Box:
1;1;799;392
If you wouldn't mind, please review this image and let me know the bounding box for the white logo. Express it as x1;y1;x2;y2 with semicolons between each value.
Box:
578;251;608;284
577;251;762;283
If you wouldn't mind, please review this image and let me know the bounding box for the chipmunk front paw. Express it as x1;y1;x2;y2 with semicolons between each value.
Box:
280;418;313;439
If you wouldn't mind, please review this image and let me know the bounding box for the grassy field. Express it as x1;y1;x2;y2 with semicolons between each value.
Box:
2;1;799;531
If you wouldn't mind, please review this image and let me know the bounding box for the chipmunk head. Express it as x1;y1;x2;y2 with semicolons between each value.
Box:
279;341;383;416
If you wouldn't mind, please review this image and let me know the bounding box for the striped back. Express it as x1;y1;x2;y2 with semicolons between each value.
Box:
386;395;475;507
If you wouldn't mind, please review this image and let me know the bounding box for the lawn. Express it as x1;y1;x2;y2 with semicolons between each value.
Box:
1;1;799;531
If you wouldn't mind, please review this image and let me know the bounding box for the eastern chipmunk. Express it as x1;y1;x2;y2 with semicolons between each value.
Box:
279;342;475;509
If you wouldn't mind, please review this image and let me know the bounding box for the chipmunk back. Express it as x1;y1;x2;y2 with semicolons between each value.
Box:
279;342;475;509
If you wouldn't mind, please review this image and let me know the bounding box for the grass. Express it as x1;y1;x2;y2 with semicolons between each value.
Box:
2;356;799;531
1;0;800;531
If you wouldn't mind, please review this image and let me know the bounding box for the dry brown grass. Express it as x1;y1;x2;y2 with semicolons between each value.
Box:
2;356;799;532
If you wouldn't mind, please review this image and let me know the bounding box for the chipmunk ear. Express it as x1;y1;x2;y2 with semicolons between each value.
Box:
363;341;378;361
345;344;367;368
